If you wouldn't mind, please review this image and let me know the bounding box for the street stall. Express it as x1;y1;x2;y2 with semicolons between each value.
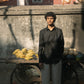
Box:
0;48;41;84
0;48;84;84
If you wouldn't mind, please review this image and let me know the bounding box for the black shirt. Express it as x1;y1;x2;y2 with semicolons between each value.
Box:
38;26;64;64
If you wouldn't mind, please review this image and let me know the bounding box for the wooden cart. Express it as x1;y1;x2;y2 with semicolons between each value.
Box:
0;58;41;84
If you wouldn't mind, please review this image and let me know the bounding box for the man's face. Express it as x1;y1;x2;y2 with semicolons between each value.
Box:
46;16;54;25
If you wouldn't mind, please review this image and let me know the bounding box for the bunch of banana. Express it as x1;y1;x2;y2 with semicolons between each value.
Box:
12;48;38;60
13;49;20;55
22;48;27;54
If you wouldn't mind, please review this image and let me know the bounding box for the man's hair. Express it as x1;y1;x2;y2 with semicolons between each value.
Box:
45;12;56;22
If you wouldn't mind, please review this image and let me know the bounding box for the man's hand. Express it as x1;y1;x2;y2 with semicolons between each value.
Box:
39;63;44;69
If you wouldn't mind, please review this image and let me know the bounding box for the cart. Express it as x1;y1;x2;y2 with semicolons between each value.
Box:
0;58;41;84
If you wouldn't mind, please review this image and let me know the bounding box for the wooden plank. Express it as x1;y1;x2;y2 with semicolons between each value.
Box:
6;58;39;64
0;58;39;64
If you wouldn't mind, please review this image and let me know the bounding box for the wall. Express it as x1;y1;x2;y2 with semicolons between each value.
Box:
0;5;84;84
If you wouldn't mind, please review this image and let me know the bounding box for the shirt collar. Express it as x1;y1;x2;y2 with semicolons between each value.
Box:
46;26;56;31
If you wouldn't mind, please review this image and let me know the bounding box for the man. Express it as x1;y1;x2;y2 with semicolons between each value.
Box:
38;12;64;84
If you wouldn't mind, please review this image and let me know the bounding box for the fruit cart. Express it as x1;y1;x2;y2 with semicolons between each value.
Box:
0;57;41;84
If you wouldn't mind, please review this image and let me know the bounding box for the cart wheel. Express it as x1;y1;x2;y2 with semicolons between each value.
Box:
11;64;41;84
10;67;18;84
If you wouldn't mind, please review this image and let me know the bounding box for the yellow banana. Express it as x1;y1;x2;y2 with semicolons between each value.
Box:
12;49;20;55
12;48;39;60
22;48;27;54
25;56;33;60
35;54;39;58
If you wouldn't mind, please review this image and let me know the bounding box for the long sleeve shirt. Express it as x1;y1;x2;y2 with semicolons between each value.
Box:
38;26;64;64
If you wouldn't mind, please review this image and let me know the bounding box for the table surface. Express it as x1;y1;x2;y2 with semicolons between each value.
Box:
0;58;39;64
0;57;84;64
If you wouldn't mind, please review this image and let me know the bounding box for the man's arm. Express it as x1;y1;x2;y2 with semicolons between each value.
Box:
59;30;64;57
38;30;44;63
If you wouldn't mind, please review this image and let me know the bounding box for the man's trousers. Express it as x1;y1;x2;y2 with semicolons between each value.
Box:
41;60;62;84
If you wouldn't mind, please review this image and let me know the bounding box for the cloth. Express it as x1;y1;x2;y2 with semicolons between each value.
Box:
41;60;62;84
38;26;64;64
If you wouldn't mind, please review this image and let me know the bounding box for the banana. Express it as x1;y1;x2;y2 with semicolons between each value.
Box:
12;49;20;55
25;56;33;60
35;54;38;58
12;48;39;60
22;48;27;54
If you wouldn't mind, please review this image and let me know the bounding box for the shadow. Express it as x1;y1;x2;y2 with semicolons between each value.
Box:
3;6;15;20
8;24;22;49
74;3;84;53
82;5;84;30
0;42;3;56
29;9;34;42
82;15;84;30
0;6;20;58
0;6;10;10
8;24;17;41
6;43;18;57
2;6;22;52
0;6;12;20
2;6;22;49
70;23;76;48
0;6;13;19
3;6;9;20
0;24;22;58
